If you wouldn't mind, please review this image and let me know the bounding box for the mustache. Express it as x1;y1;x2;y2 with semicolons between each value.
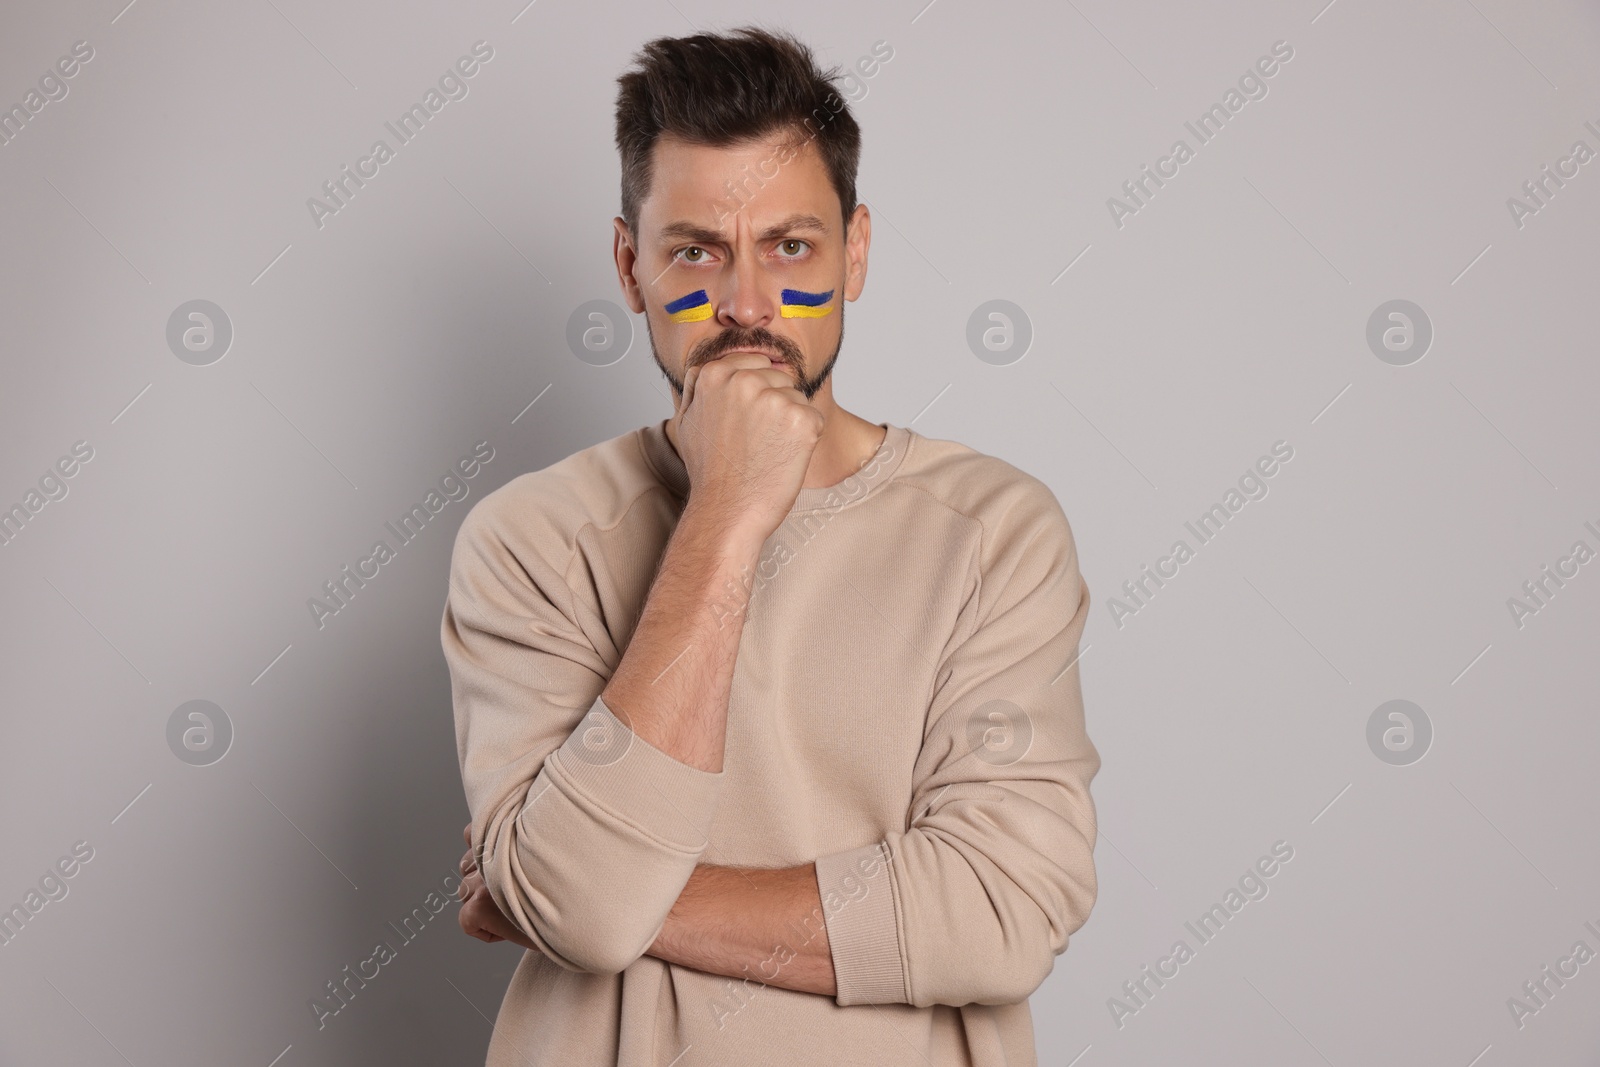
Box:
690;326;804;368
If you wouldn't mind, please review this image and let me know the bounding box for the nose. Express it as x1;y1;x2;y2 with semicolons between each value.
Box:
716;240;776;328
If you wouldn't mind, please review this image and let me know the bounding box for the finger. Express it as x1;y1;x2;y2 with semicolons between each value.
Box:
466;917;508;945
463;885;532;949
680;362;702;416
702;351;776;372
689;354;790;407
462;822;471;846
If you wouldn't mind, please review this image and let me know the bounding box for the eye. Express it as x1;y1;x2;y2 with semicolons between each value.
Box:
675;246;713;263
776;239;810;258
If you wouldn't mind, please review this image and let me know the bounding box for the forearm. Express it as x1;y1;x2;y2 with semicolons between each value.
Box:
600;503;763;773
647;862;837;997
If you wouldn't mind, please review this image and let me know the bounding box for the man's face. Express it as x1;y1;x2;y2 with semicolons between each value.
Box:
617;131;866;402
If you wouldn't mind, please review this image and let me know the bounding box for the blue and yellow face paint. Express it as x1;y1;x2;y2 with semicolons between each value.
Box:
780;288;834;318
664;290;713;323
664;287;834;322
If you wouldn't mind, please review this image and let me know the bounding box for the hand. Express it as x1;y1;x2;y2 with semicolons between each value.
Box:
672;351;824;544
456;823;539;952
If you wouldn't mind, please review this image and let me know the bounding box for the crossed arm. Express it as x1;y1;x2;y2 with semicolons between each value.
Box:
456;823;837;996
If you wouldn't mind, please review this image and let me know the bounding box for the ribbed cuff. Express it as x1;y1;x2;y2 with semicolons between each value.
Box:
815;839;907;1005
547;694;723;852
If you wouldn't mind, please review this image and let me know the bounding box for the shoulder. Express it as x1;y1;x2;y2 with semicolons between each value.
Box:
893;430;1086;638
895;430;1076;557
450;425;665;582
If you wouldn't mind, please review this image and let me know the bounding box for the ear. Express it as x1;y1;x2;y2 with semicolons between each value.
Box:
842;203;871;302
614;217;647;314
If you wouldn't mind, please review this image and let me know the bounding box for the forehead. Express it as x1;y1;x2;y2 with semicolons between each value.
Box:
639;131;839;238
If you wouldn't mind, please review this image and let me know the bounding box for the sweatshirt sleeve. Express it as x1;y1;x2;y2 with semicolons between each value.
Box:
441;502;724;975
812;478;1100;1007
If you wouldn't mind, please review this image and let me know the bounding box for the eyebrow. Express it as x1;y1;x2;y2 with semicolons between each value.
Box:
657;212;829;245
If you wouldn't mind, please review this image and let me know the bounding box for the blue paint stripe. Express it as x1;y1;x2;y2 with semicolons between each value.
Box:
780;288;833;307
664;290;709;314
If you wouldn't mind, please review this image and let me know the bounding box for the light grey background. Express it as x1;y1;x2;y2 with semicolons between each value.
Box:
2;0;1597;1064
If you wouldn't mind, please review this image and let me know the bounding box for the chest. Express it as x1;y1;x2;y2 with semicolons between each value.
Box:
717;508;979;861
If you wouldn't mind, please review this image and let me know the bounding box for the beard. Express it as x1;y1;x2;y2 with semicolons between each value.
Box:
647;302;844;402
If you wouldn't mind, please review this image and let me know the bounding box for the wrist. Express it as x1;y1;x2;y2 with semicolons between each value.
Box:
679;500;770;559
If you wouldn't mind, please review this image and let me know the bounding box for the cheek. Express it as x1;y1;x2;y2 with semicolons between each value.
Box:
663;289;712;323
778;288;835;318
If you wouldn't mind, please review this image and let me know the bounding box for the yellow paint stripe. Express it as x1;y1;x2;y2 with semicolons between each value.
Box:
780;304;833;318
669;304;714;323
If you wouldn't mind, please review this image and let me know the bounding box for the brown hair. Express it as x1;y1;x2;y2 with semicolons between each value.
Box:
614;26;862;239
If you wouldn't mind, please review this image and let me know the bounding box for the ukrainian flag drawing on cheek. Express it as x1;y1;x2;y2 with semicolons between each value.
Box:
780;288;834;318
664;290;713;323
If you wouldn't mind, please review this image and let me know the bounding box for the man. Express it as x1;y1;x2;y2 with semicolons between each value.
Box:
440;25;1100;1066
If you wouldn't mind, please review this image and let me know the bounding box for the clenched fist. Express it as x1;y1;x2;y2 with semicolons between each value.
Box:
456;822;538;952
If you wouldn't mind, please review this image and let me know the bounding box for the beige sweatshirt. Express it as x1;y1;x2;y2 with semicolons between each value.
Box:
441;417;1100;1066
